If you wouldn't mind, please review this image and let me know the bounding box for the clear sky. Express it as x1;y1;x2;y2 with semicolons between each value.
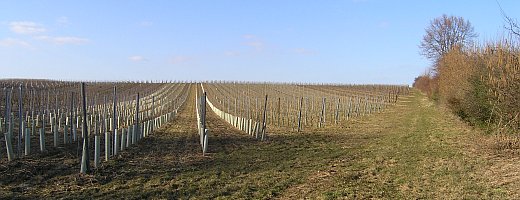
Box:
1;1;519;85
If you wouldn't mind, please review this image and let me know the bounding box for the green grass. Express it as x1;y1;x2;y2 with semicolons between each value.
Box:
310;92;502;199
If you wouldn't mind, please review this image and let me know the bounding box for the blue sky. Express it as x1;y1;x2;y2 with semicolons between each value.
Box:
1;1;519;85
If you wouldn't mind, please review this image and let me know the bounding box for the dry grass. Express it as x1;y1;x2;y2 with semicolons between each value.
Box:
1;88;520;199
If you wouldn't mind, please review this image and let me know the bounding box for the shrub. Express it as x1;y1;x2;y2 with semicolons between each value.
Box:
483;41;520;133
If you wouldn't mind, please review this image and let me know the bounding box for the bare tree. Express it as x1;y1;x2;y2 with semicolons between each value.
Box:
419;14;477;61
504;15;520;38
496;0;520;38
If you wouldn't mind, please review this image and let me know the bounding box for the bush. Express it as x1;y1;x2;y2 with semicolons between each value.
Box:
413;72;438;100
414;40;519;134
436;47;474;113
483;41;520;133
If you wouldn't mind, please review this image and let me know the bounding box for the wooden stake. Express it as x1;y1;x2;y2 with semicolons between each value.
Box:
80;82;90;174
297;97;303;132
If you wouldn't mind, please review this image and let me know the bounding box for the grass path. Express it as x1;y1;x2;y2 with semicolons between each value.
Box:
278;92;506;199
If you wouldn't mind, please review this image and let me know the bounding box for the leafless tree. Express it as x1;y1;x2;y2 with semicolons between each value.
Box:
496;0;520;38
419;14;477;61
